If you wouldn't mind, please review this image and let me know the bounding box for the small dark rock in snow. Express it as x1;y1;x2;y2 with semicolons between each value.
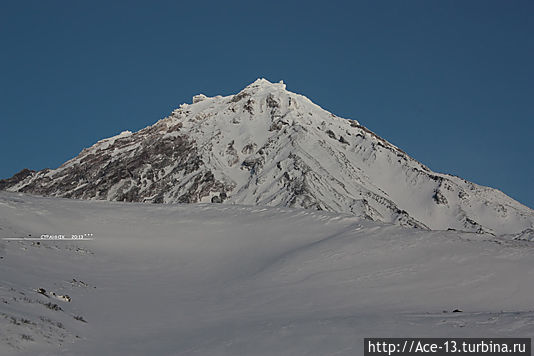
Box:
326;130;336;139
74;315;87;323
43;302;62;311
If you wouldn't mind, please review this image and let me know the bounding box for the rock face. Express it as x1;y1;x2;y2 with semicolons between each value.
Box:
2;78;534;234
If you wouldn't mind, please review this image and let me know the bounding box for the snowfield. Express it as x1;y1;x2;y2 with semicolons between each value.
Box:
1;191;533;355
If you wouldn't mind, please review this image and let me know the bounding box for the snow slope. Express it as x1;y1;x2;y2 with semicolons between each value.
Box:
1;191;533;355
2;79;533;235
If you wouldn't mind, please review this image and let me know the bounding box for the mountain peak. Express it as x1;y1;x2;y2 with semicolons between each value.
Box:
246;78;286;91
2;81;533;235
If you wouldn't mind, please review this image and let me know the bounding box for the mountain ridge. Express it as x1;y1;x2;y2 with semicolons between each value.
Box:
2;78;533;235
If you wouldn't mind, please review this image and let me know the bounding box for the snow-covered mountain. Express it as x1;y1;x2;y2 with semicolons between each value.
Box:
2;78;533;234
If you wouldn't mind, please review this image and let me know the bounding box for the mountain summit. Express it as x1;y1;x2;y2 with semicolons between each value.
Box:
2;79;533;234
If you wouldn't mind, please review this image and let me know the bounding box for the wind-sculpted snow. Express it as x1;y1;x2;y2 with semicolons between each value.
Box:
2;79;533;234
1;192;534;355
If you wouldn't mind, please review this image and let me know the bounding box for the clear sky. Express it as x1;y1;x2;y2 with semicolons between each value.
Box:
1;0;533;208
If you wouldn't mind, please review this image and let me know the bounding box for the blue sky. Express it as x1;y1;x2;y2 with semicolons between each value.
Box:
1;0;533;208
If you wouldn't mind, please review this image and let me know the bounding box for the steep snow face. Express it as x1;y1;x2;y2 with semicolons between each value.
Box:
2;78;534;234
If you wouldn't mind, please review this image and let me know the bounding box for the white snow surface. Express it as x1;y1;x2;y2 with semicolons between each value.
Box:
6;78;534;234
1;191;534;355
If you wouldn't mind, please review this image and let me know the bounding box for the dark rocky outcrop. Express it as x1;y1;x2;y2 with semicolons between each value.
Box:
0;168;35;190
